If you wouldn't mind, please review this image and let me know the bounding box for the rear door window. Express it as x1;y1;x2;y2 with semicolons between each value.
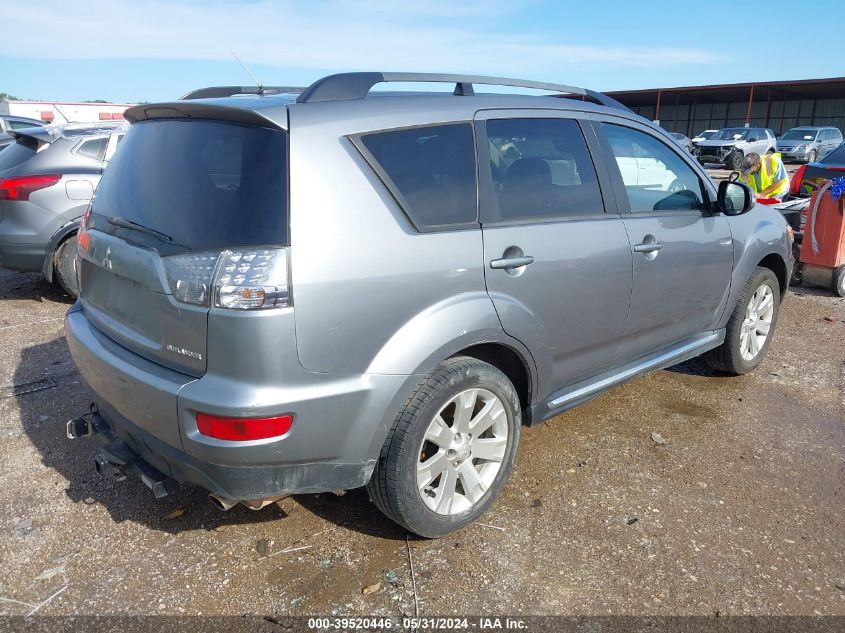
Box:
484;117;604;221
356;123;477;230
90;119;288;250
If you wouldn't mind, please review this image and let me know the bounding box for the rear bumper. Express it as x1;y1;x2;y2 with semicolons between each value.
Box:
90;401;374;500
0;240;46;272
0;200;60;273
64;303;410;499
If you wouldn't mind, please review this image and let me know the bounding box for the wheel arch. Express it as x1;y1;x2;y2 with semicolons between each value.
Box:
41;218;81;282
450;342;534;425
757;252;787;297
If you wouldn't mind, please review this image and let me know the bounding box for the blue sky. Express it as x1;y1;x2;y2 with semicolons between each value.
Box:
1;0;843;103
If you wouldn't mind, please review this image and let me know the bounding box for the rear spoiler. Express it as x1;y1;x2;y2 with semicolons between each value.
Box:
8;127;58;148
124;102;286;130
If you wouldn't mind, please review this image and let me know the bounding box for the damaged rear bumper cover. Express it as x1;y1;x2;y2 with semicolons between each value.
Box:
63;304;395;502
69;406;374;501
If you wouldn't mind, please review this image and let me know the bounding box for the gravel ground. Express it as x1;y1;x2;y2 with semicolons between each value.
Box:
0;209;842;620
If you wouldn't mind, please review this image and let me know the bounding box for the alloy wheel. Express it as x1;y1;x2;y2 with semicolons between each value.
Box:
417;388;508;515
740;283;774;361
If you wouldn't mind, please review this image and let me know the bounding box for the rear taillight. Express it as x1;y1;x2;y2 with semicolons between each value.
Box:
0;174;61;201
162;247;290;310
196;412;293;441
789;165;807;195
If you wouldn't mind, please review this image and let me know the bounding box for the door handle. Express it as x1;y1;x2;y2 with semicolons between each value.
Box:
490;256;535;269
633;242;663;253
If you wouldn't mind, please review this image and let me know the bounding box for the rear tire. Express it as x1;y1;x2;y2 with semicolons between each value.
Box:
703;267;780;375
53;234;79;298
367;357;521;538
833;265;845;298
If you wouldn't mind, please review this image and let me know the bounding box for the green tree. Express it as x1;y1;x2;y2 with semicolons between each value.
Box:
0;92;21;101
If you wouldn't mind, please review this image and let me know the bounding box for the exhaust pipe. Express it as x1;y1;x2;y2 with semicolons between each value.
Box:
209;493;289;512
208;494;239;511
240;495;289;511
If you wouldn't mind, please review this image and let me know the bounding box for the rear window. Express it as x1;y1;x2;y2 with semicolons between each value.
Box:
357;123;477;230
0;137;37;172
76;137;108;160
91;119;288;250
8;119;43;130
820;142;845;164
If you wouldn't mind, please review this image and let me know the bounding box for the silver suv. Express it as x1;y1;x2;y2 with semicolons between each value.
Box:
65;73;793;537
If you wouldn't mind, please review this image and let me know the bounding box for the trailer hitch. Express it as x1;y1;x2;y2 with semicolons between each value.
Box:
67;404;180;499
66;412;96;439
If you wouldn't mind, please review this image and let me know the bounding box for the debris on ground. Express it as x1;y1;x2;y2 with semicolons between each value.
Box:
256;538;272;558
164;507;185;520
15;518;32;531
35;567;64;582
362;583;381;595
651;432;666;445
626;515;639;525
531;498;543;508
476;523;506;532
384;569;400;586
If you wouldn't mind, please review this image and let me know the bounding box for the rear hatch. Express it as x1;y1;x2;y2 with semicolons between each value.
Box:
80;114;289;377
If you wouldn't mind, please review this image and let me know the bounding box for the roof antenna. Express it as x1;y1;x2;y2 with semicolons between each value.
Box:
231;51;262;90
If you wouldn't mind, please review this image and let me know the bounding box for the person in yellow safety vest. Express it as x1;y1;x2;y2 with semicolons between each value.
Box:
737;152;790;200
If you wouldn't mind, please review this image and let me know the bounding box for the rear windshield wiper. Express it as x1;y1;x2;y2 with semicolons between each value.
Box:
107;216;173;243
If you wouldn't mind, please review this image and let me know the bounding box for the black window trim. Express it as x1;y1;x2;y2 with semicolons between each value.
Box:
348;120;480;234
475;112;613;227
587;114;717;217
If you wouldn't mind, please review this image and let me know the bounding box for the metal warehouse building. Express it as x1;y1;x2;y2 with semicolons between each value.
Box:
608;76;845;137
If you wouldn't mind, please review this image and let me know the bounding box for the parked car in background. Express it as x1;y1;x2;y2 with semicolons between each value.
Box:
790;141;845;197
691;129;718;144
0;121;126;296
690;130;719;147
0;115;47;150
669;132;694;152
63;72;791;538
777;126;842;163
695;127;777;170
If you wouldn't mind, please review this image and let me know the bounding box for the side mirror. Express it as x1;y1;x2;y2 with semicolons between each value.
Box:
747;137;757;142
717;180;754;215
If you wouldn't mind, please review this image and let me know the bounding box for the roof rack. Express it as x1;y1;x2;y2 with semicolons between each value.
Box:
180;85;305;100
295;72;632;112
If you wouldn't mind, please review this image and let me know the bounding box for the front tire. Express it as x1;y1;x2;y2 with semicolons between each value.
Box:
367;357;521;538
727;150;744;171
806;150;817;164
53;234;79;297
703;267;780;375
